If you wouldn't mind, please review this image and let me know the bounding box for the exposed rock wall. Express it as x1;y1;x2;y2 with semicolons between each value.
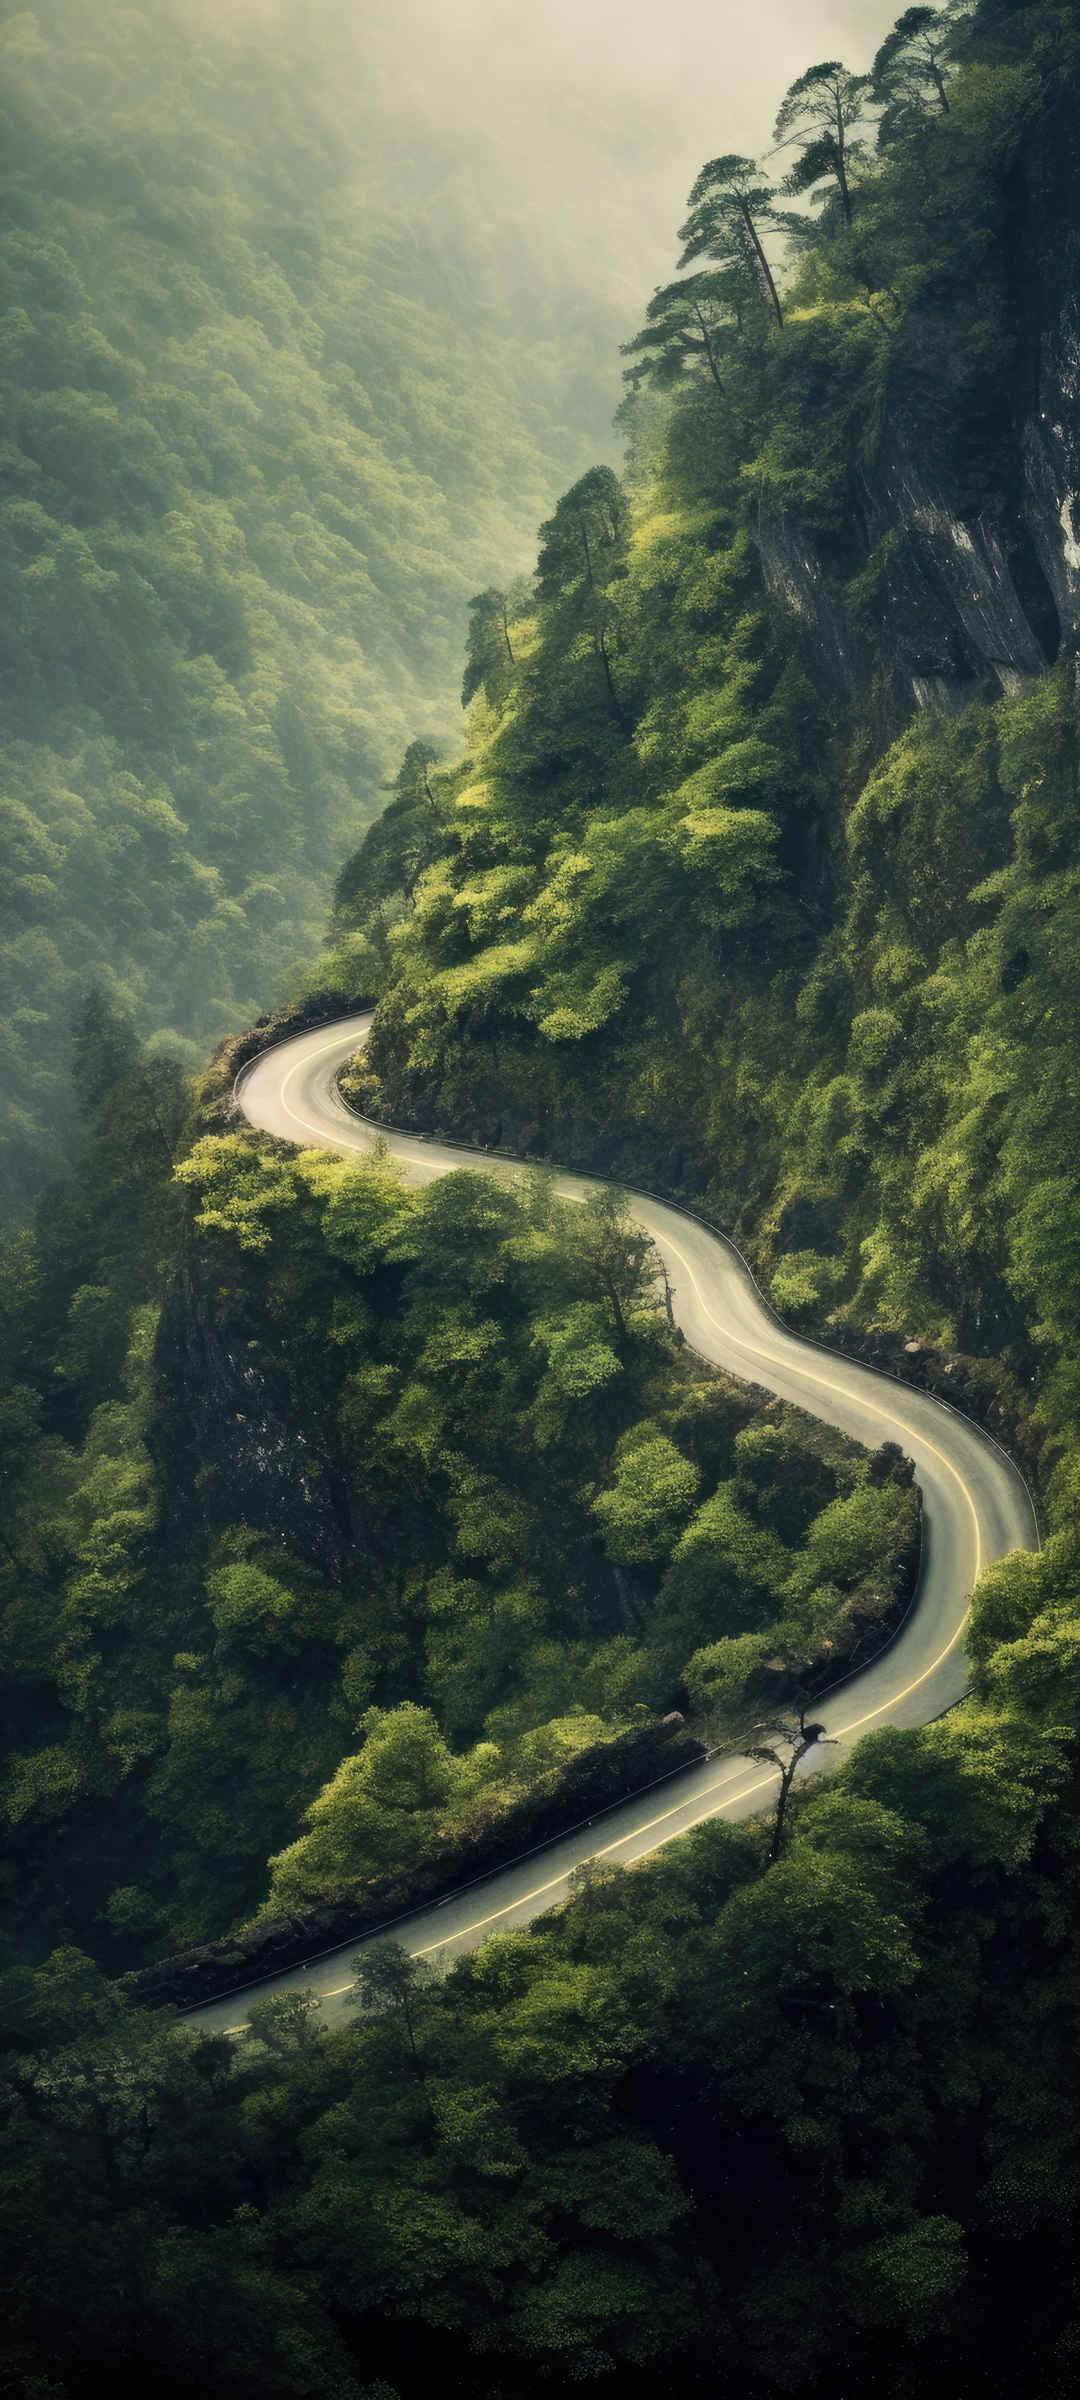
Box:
758;421;1065;709
1023;229;1080;654
757;113;1080;710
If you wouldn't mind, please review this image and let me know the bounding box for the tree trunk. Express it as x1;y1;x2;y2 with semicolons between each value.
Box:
833;103;853;224
929;59;950;113
692;302;725;392
739;198;784;328
836;152;852;223
768;1760;797;1863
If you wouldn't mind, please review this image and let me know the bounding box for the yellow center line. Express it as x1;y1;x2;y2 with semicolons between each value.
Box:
268;1770;786;2012
274;1036;445;1175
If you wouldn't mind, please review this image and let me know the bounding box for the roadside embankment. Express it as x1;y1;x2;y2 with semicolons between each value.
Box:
130;1713;705;2012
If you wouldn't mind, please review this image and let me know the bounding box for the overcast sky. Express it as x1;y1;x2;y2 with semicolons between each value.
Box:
341;0;901;314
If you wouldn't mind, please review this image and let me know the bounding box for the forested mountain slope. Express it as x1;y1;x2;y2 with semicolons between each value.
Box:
3;980;906;1963
0;0;620;1218
335;0;1080;1498
7;4;1080;2397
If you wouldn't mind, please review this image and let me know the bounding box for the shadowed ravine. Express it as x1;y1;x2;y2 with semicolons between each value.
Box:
189;1012;1037;2037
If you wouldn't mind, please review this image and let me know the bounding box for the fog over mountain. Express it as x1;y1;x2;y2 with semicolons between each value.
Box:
264;0;900;336
0;0;902;1219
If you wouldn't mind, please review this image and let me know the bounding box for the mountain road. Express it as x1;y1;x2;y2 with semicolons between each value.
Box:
188;1012;1037;2037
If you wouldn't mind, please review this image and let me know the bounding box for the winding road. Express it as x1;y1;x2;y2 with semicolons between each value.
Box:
192;1013;1037;2036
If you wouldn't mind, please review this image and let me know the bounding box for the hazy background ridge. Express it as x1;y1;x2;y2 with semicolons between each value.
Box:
0;0;895;1217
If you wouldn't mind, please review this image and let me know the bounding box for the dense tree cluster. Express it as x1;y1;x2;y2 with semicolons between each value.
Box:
4;1553;1080;2399
0;1004;888;1966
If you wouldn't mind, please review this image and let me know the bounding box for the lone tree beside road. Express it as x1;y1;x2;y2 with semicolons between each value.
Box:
745;1705;837;1862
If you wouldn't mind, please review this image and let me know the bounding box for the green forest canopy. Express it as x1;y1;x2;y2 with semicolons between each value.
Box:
335;0;1080;1503
0;992;909;1962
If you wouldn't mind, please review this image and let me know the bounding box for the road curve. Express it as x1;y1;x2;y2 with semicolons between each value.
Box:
191;1012;1037;2037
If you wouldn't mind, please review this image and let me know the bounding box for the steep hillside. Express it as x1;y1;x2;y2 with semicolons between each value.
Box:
333;0;1080;1493
0;982;901;1964
9;8;1080;2400
0;0;620;1217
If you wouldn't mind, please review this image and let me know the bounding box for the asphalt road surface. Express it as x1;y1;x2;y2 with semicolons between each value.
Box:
190;1013;1037;2037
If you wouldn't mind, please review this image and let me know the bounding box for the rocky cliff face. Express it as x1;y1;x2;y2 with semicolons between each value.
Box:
757;124;1080;709
1022;226;1080;655
758;397;1073;709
